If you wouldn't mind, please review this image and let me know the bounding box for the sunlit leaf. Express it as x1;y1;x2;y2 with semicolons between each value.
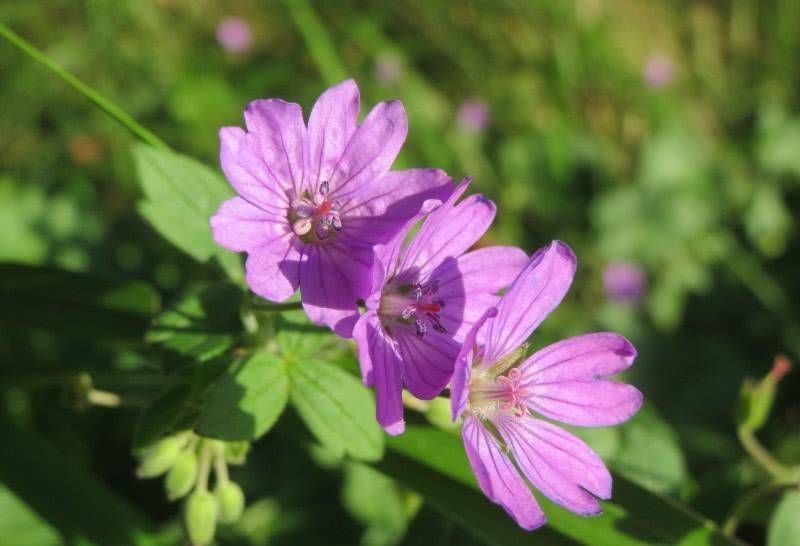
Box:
767;490;800;546
289;360;383;462
196;352;289;441
133;144;243;281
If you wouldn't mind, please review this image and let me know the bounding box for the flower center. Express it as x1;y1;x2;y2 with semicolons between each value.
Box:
469;367;530;417
378;279;447;337
290;181;342;242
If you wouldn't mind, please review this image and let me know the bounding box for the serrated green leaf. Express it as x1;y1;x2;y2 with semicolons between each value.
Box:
0;263;160;343
196;353;289;441
133;144;243;282
147;283;243;362
289;360;383;462
385;426;741;546
767;490;800;546
275;308;343;361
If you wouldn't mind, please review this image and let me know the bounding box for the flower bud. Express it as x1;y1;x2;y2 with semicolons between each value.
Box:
165;449;198;501
137;435;186;478
737;355;793;432
184;490;218;546
215;481;245;523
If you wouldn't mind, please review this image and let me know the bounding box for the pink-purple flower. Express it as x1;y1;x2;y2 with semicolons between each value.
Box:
457;98;490;133
216;17;253;54
643;53;674;88
211;80;453;336
450;241;643;530
353;180;528;434
603;262;647;306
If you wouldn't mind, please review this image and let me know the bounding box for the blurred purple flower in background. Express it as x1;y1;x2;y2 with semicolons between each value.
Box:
457;98;490;133
643;53;674;88
374;53;404;85
216;17;252;54
450;241;643;529
603;262;647;306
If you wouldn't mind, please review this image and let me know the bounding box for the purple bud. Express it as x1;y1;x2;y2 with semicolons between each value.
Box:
603;262;647;306
216;17;252;54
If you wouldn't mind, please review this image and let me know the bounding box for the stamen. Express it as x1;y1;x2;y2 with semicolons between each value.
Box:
290;184;342;241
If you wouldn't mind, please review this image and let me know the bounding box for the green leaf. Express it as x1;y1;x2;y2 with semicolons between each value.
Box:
575;405;690;495
0;485;61;546
385;426;741;546
147;283;243;362
196;353;289;441
767;490;800;546
0;263;159;343
0;420;154;545
289;360;383;462
133;144;243;281
342;462;411;546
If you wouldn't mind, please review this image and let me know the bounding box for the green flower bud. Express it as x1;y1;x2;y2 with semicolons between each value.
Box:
165;450;198;501
184;490;218;546
224;441;250;465
215;481;245;523
137;434;186;478
737;355;792;432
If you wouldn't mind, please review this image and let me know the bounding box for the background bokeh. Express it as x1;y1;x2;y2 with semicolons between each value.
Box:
1;1;799;545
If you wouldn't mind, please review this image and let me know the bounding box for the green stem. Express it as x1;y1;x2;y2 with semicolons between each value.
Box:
737;426;795;481
251;301;303;312
285;0;347;85
722;481;797;536
0;22;168;149
195;441;212;492
213;442;229;486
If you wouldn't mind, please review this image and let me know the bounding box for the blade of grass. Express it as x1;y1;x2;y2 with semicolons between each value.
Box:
285;0;347;85
0;21;168;149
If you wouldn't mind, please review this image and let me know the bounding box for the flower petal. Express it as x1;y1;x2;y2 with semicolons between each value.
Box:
450;307;498;421
210;197;290;253
495;415;612;516
462;416;546;530
435;246;529;341
397;180;496;282
353;311;405;435
245;242;302;302
219;126;290;213
341;168;454;246
519;333;642;426
393;326;459;400
307;80;360;192
328;100;407;200
484;241;576;363
243;99;307;196
299;242;372;337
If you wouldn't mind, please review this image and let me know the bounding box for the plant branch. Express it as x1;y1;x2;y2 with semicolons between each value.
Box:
737;426;795;481
0;22;168;149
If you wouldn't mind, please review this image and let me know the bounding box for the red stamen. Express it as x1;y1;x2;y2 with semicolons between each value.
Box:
416;302;441;313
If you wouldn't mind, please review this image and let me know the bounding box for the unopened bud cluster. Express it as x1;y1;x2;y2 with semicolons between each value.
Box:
136;432;249;546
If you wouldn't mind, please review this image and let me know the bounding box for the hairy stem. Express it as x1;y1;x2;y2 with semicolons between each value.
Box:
737;426;795;481
0;22;168;149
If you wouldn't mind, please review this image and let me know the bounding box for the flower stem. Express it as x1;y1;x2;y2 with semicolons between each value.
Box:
213;442;229;486
722;481;797;536
251;301;303;312
737;426;795;481
0;22;168;149
195;441;213;492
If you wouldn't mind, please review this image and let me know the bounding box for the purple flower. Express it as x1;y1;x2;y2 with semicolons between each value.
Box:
450;241;643;530
643;53;674;88
457;98;490;133
211;80;453;336
603;262;647;306
216;17;253;54
353;180;528;435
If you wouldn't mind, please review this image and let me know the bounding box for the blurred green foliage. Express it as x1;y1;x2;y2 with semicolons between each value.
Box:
2;1;800;545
